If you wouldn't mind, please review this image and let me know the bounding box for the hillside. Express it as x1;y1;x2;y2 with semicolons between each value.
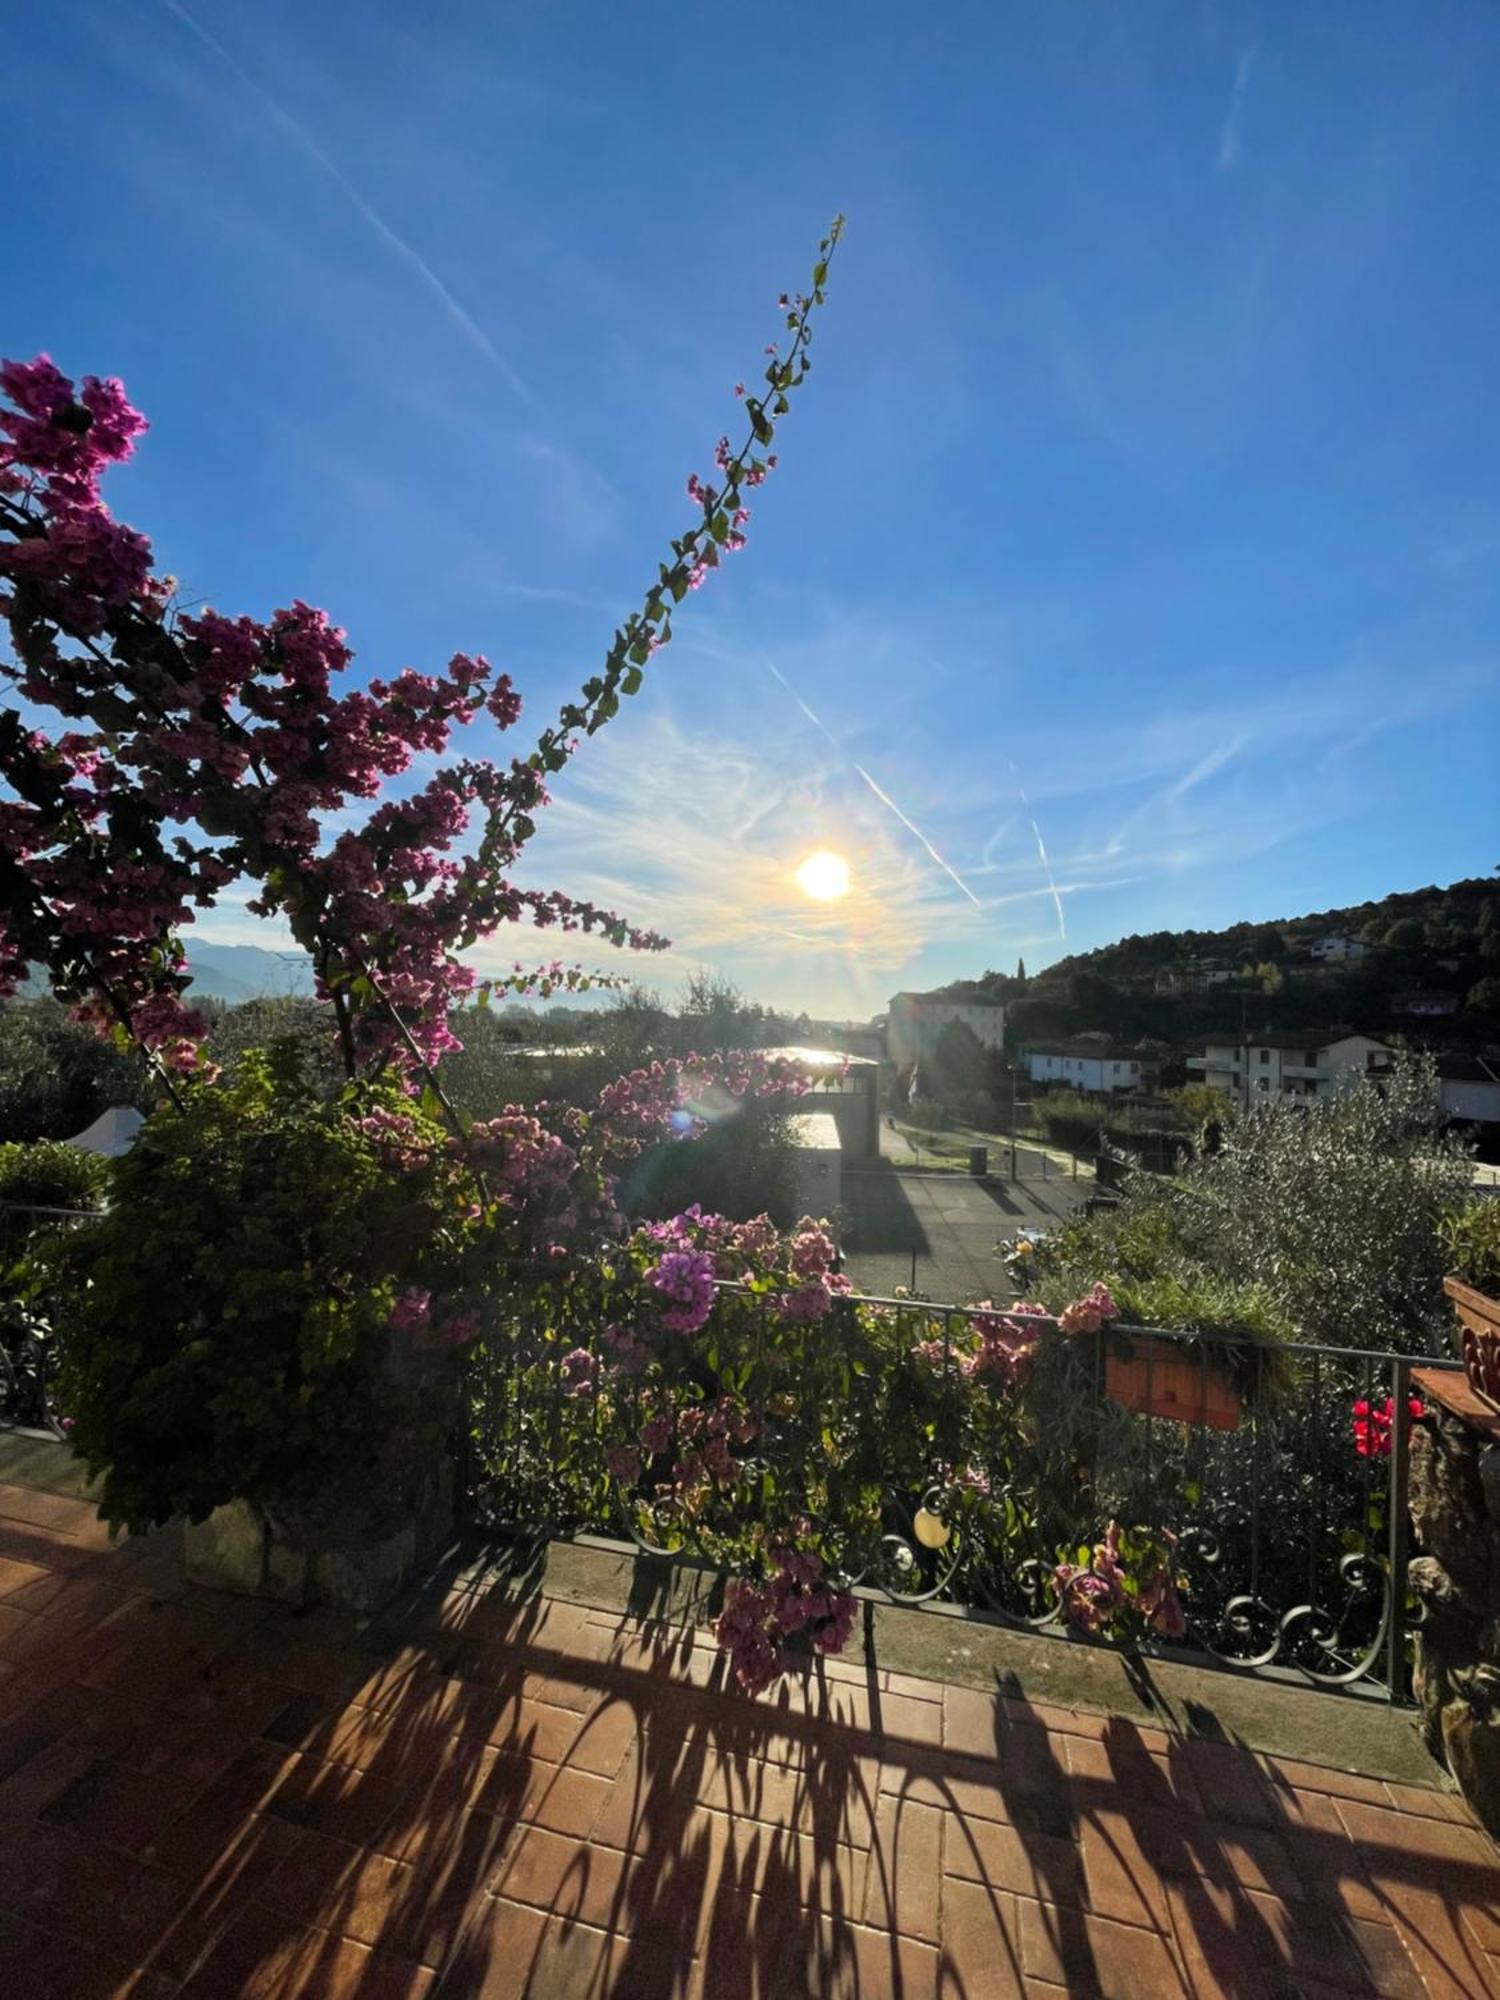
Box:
948;876;1500;1049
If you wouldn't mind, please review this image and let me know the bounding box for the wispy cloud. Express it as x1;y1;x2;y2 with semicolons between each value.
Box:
1105;731;1247;857
762;659;983;909
1218;46;1258;173
471;709;1004;1012
519;439;622;547
852;762;984;909
157;0;532;404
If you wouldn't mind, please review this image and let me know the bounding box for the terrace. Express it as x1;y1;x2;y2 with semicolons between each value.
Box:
2;1279;1498;1998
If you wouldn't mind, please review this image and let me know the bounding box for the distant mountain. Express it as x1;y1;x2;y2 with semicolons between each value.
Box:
181;942;314;1003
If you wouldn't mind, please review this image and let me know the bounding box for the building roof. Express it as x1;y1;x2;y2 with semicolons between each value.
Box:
889;990;1004;1010
1197;1030;1393;1054
786;1112;842;1150
1438;1054;1500;1083
1026;1040;1143;1061
761;1046;880;1070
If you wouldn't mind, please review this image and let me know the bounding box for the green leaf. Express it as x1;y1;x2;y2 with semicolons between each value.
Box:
622;666;643;696
709;512;729;545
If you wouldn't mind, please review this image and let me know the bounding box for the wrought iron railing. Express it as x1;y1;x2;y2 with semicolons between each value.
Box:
0;1202;100;1435
463;1283;1460;1702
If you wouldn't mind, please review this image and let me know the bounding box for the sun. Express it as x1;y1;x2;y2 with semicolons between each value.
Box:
795;850;851;901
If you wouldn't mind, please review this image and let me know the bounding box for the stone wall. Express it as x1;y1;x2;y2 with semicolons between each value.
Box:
1409;1407;1500;1836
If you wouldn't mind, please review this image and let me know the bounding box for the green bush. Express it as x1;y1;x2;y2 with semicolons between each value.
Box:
620;1099;800;1226
0;1140;111;1211
1032;1056;1468;1357
1442;1198;1500;1297
43;1052;473;1534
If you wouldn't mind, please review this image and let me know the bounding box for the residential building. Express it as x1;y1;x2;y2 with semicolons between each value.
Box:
1392;990;1461;1019
1308;935;1367;963
1186;1032;1394;1106
1024;1042;1144;1094
1438;1057;1500;1129
886;992;1005;1065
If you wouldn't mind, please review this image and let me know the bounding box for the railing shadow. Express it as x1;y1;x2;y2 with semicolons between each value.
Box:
30;1523;1486;1998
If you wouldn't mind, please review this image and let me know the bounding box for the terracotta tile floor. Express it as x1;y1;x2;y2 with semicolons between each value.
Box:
2;1480;1499;1998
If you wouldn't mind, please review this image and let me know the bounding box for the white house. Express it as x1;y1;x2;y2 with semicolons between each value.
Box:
1024;1043;1144;1094
1187;1032;1394;1107
1308;935;1367;963
1439;1059;1500;1129
886;992;1005;1065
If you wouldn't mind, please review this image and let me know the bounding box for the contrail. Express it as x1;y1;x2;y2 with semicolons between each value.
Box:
158;0;533;405
853;763;984;909
763;659;983;910
1008;764;1065;940
764;658;839;748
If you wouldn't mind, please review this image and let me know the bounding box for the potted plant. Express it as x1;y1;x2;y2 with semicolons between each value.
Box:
1441;1199;1500;1405
1078;1273;1294;1432
1103;1333;1245;1431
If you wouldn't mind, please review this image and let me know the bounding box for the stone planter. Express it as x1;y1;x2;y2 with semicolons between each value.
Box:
184;1455;455;1615
1445;1273;1500;1408
182;1344;463;1615
184;1456;452;1624
1104;1347;1242;1431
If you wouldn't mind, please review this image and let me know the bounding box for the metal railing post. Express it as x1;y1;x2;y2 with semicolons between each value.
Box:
1386;1357;1413;1702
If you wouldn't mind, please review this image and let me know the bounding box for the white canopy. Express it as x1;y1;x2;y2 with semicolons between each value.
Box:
66;1106;145;1158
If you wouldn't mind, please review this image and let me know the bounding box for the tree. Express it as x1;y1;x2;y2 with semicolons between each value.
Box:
928;1018;990;1100
0;219;844;1097
1016;958;1027;985
1248;925;1284;961
1383;918;1425;951
0;998;149;1141
204;997;344;1096
1042;1056;1470;1356
1467;977;1500;1020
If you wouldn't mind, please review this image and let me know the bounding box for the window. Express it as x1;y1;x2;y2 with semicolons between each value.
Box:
1259;1048;1270;1064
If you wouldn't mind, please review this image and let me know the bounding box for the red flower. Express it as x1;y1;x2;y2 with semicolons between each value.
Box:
1352;1394;1426;1458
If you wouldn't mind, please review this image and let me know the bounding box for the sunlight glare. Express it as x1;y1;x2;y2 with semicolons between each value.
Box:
795;850;851;901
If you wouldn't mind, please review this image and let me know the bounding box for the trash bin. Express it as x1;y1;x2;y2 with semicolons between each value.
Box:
968;1145;988;1177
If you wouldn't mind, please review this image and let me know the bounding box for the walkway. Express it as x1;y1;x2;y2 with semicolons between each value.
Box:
1;1479;1498;1997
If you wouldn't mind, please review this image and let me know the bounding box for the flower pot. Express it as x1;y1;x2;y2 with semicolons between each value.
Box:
1105;1350;1242;1431
1445;1274;1500;1409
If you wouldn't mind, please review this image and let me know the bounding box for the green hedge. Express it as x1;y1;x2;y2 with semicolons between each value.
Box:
0;1141;111;1211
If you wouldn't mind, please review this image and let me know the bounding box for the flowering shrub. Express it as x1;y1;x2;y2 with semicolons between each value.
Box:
715;1542;858;1695
1351;1394;1426;1459
1053;1521;1187;1643
1;228;856;1548
0;222;843;1092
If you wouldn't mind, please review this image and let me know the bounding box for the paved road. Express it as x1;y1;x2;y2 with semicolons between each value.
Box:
839;1167;1089;1305
879;1119;1088;1184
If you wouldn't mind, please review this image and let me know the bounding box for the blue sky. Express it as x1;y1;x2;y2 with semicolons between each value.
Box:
5;1;1498;1016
